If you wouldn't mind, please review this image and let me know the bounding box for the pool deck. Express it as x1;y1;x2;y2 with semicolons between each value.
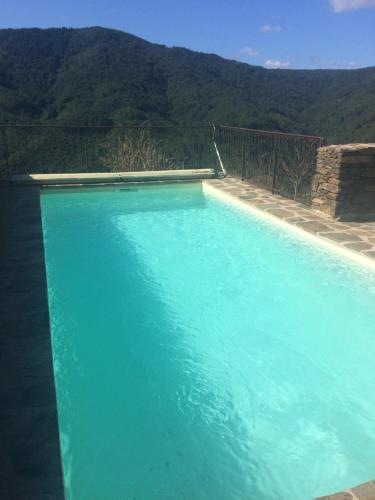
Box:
0;186;64;499
316;480;375;500
205;177;375;265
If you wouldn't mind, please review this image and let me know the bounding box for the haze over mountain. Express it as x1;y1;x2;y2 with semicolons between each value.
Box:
0;26;374;143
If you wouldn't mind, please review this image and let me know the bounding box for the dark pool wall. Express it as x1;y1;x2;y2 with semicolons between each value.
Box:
0;186;64;499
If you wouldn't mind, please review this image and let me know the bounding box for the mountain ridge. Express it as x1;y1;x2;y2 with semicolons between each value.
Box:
0;26;374;143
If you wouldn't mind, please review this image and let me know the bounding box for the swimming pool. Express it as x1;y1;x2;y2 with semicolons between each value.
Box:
41;182;375;500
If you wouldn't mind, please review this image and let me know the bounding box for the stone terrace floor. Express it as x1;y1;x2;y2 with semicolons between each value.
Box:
317;480;375;500
206;176;375;262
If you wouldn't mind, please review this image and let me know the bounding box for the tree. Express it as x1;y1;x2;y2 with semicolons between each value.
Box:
105;129;167;171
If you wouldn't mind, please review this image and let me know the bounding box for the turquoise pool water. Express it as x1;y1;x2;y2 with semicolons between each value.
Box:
41;182;375;500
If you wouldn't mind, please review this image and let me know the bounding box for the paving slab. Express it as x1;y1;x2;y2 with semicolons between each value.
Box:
297;220;332;233
266;208;293;218
351;480;375;499
344;242;374;251
321;232;362;242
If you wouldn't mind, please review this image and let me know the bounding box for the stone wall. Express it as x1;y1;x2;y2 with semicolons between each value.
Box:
312;144;375;221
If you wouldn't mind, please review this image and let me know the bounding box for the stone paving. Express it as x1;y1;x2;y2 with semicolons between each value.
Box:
317;480;375;500
205;176;375;263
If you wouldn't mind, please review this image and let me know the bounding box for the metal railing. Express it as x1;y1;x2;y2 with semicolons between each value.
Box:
0;123;324;204
214;125;324;204
0;124;219;176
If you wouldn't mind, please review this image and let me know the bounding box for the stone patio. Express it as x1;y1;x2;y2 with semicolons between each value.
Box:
205;176;375;263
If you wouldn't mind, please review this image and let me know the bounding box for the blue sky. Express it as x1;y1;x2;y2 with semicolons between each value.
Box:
1;0;374;69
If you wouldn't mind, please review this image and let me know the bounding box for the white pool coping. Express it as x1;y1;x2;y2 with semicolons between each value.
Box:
12;169;215;185
203;181;375;271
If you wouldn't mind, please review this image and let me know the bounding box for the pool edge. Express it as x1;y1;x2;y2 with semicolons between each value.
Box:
203;181;375;271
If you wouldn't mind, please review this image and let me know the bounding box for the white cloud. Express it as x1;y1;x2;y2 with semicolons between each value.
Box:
260;24;282;33
240;47;259;57
330;0;375;12
264;59;291;69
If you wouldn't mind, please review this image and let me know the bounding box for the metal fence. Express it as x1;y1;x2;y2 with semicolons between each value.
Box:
214;125;324;204
0;124;219;176
0;123;324;204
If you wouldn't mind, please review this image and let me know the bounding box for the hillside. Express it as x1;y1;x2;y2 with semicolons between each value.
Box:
0;27;374;143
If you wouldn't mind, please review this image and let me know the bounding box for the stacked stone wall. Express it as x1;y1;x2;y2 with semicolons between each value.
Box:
312;144;375;221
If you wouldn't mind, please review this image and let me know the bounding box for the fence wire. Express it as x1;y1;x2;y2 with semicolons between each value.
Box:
0;123;324;204
214;126;324;204
0;125;219;176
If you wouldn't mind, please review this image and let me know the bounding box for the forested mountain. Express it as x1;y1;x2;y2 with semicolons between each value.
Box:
0;26;374;143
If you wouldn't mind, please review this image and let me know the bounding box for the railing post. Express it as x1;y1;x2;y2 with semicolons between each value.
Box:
84;132;89;172
212;125;227;177
271;135;278;194
241;131;245;181
0;127;10;181
212;124;217;173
